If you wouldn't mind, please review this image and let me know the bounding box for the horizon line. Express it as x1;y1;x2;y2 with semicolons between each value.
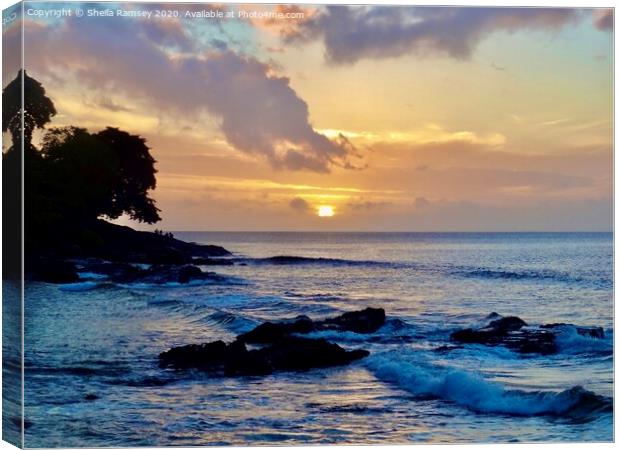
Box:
161;230;614;234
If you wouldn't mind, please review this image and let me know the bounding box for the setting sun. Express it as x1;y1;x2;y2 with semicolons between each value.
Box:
317;205;335;217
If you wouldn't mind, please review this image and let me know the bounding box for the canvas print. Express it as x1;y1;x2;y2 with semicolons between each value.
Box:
1;1;614;447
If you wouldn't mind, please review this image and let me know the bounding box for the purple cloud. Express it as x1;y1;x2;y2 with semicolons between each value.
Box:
18;15;357;172
286;6;583;64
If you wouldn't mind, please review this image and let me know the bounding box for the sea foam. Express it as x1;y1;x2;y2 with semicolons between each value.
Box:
366;350;611;418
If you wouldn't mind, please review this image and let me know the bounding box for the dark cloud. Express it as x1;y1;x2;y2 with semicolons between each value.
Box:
289;197;310;212
593;9;613;31
286;6;582;64
21;16;358;172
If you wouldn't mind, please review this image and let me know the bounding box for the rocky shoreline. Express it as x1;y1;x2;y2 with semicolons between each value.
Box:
159;308;385;376
27;220;231;283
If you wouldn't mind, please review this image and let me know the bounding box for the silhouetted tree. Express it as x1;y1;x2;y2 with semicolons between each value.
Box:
4;72;161;256
3;70;56;149
96;127;161;223
40;127;120;222
39;126;161;224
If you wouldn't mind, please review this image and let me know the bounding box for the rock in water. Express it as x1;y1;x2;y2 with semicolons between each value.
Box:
540;323;605;339
237;316;314;344
237;308;386;344
159;337;369;376
450;314;604;355
28;258;79;283
317;307;386;333
451;316;528;346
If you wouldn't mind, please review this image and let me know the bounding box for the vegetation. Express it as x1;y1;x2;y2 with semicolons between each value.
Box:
2;71;161;258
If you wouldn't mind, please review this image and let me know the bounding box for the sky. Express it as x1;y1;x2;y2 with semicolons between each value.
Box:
2;3;614;231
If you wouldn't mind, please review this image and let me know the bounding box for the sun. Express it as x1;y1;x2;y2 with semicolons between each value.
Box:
317;205;335;217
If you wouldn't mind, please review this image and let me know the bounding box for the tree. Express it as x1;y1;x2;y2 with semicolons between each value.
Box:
40;127;120;222
40;126;161;224
96;127;161;223
2;70;56;149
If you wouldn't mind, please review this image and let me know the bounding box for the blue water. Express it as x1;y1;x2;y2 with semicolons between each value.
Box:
20;232;613;446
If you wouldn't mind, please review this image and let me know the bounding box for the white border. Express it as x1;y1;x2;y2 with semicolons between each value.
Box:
0;1;615;450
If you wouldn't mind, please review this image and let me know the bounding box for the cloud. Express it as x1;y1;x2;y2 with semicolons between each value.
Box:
593;9;613;31
286;6;581;64
20;15;358;173
290;197;310;212
93;96;132;113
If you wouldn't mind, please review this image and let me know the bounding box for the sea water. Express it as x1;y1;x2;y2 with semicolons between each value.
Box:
16;232;613;446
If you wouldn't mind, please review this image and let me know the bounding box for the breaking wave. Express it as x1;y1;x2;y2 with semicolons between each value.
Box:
366;350;612;420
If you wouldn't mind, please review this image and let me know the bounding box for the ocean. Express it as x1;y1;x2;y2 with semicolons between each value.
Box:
13;232;614;446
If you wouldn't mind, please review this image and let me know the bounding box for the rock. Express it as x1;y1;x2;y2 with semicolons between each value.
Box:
450;316;527;345
487;316;528;332
451;314;604;355
79;261;146;283
28;259;79;283
76;259;224;285
159;340;230;370
317;307;386;334
540;323;605;339
237;315;314;343
254;337;369;373
192;257;234;266
178;265;204;283
160;336;368;376
238;308;386;344
138;265;219;285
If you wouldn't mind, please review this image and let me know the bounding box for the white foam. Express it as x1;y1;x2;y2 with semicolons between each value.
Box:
366;350;604;416
554;327;612;355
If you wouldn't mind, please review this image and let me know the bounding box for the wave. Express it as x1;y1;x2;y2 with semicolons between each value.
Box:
366;350;612;420
58;281;110;292
201;310;257;334
457;267;611;288
246;255;398;268
554;326;613;356
301;318;419;344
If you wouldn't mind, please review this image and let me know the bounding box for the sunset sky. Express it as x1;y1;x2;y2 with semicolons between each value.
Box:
3;3;613;231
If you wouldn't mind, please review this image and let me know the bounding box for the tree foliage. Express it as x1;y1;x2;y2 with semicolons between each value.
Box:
3;72;161;255
39;126;162;224
2;70;56;149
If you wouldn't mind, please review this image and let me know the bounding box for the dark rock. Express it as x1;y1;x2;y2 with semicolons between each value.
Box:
192;257;235;266
237;315;314;343
178;265;204;283
256;337;369;373
79;261;145;283
317;307;386;334
138;265;219;285
160;336;368;376
28;258;79;283
76;260;223;285
487;316;527;332
451;314;604;355
159;340;229;370
238;308;386;344
451;316;527;345
540;323;605;339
